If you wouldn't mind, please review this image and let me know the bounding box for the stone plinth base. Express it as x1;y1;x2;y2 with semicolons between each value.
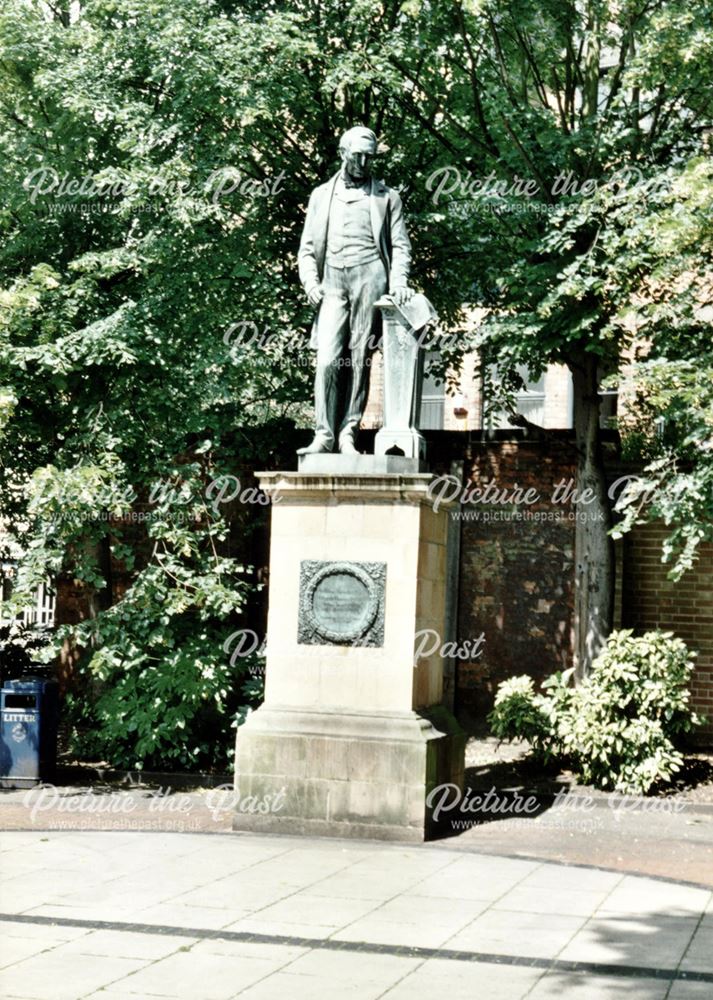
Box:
297;453;427;474
233;705;465;841
233;471;464;841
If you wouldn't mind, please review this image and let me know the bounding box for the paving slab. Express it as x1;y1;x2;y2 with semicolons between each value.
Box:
0;950;149;1000
527;971;671;999
100;949;285;998
443;908;587;959
668;982;713;999
232;970;396;1000
680;921;713;974
49;928;195;960
377;956;543;999
0;934;64;970
558;913;700;968
4;781;713;885
491;883;616;916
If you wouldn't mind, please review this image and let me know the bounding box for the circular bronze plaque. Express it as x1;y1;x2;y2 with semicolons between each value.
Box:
301;562;381;645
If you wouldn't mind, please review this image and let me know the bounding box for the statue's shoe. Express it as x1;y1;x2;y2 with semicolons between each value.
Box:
339;438;359;455
297;438;332;455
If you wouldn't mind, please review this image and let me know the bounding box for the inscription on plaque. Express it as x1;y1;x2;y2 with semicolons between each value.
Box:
313;573;369;633
298;560;386;647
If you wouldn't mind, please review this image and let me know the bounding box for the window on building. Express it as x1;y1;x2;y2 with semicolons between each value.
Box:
419;351;445;430
486;364;547;429
483;362;617;431
514;370;546;426
599;386;618;429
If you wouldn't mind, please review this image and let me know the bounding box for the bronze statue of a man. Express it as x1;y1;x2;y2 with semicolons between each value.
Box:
297;126;413;455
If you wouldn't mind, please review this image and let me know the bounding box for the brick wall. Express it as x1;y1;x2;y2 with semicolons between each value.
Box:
621;523;713;742
454;434;577;718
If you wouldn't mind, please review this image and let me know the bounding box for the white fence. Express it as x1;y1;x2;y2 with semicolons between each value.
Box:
0;572;56;628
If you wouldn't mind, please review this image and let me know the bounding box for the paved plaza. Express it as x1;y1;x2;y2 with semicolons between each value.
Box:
1;830;712;999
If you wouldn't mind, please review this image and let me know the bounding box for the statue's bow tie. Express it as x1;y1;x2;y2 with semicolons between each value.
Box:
342;177;369;190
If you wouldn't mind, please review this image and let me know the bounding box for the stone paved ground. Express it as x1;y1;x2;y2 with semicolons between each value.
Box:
2;783;712;885
1;830;712;999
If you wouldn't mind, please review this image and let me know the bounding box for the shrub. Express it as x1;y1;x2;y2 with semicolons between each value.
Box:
55;471;266;772
0;620;53;681
488;675;552;756
489;669;576;762
65;627;261;773
488;630;704;794
63;576;268;772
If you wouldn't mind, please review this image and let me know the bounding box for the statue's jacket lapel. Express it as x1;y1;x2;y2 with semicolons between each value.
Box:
369;178;391;272
312;173;339;278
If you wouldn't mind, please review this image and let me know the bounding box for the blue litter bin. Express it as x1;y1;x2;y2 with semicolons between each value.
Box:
0;677;59;788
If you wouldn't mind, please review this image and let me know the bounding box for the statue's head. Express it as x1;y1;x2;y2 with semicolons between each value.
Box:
339;126;378;181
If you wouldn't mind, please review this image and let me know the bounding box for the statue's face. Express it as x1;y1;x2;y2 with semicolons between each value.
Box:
340;139;377;180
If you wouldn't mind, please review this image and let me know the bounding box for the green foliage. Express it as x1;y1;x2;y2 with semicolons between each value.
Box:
66;630;245;772
488;675;552;756
610;358;713;579
489;631;704;794
55;464;260;771
559;631;704;793
0;620;53;680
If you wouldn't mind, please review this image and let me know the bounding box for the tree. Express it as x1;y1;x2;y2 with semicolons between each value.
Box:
607;153;712;580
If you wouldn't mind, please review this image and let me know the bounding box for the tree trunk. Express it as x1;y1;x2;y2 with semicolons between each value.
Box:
57;536;113;694
582;0;601;122
569;351;614;677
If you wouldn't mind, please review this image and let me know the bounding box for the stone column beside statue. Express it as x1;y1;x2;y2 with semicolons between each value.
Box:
233;128;463;841
374;292;437;462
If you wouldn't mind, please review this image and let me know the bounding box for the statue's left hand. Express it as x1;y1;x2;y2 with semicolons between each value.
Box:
390;286;414;307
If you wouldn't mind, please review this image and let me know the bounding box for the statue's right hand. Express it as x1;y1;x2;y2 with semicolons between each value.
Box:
307;285;324;308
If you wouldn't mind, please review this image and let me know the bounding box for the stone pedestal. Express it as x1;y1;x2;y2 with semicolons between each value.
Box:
233;473;464;841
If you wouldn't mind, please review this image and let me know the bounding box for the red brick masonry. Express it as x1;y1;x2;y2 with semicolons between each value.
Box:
622;524;713;742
